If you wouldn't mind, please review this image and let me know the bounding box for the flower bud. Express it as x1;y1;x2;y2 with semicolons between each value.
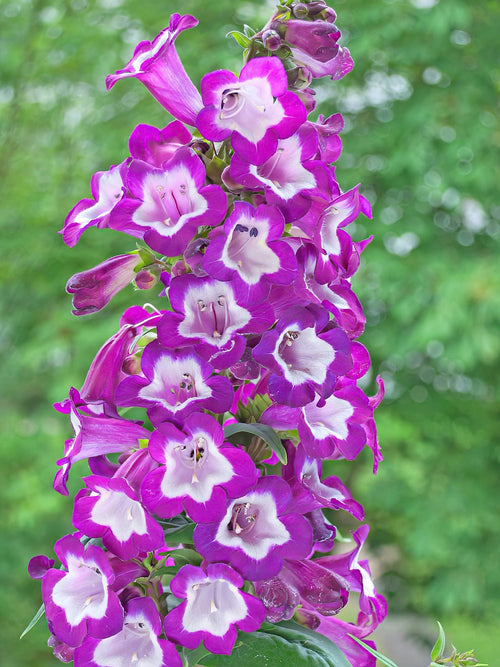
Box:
135;266;160;290
122;353;142;375
184;237;209;277
292;3;309;19
262;28;281;51
66;254;141;316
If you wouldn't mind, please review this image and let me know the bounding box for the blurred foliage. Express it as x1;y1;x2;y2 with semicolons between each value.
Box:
0;0;498;665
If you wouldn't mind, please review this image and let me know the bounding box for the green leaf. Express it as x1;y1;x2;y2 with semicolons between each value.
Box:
199;620;351;666
20;603;45;639
431;621;446;661
183;644;211;667
348;634;399;667
160;520;195;545
223;422;287;464
243;24;256;37
225;30;251;48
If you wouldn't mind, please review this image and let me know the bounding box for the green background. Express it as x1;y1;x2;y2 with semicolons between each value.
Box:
1;0;498;664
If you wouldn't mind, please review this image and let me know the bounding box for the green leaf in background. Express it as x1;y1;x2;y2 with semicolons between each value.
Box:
223;422;287;463
431;621;446;661
199;621;352;666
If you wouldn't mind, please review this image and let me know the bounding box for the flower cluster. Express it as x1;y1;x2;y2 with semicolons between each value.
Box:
30;1;386;665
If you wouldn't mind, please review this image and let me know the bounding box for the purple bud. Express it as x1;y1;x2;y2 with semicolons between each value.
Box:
66;254;141;316
135;266;160;290
262;28;281;51
288;66;312;90
184;237;209;277
254;576;300;623
47;635;75;663
294;608;320;630
171;259;190;277
122;354;142;376
322;6;337;22
292;3;309;19
284;20;340;63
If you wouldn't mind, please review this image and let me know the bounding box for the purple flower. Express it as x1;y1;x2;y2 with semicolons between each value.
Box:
315;185;372;259
252;305;352;407
281;442;365;520
141;413;258;523
281;19;341;64
66;254;141;316
53;388;151;496
229;126;323;221
61;161;128;247
75;597;182;667
78;306;161;415
73;475;164;560
110;148;227;256
315;525;387;636
129;120;192;167
307;113;344;163
115;340;233;424
164;563;266;654
253;575;300;623
197;56;306;165
282;19;354;82
40;534;124;648
193;476;312;581
201;201;297;303
106;14;203;126
157;274;273;369
278;558;349;616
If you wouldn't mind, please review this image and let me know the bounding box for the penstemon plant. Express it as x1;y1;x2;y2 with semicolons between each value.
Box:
27;1;388;665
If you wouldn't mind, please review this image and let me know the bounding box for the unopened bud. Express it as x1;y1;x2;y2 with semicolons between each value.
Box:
292;3;309;19
135;266;160;290
122;354;142;375
307;1;329;17
294;608;320;630
262;28;281;51
287;66;312;90
321;6;337;22
171;259;190;277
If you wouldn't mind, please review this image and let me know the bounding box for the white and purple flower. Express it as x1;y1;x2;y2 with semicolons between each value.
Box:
115;340;233;424
40;535;124;648
197;56;306;165
73;475;164;560
53;388;151;496
106;14;203;126
140;413;258;523
129;120;193;168
75;596;182;667
61;161;128;247
253;305;352;407
164;563;266;654
110;148;227;256
194;475;312;581
229;125;324;221
201;201;297;303
157;274;273;369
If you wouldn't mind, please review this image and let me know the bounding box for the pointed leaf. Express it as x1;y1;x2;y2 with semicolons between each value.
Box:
20;604;45;639
226;31;252;48
224;422;287;463
348;634;399;667
431;621;446;661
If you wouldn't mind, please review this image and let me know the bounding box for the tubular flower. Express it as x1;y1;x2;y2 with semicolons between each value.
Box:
32;1;387;664
106;14;203;126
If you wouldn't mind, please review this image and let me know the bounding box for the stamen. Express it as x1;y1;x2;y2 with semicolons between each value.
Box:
210;598;218;613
